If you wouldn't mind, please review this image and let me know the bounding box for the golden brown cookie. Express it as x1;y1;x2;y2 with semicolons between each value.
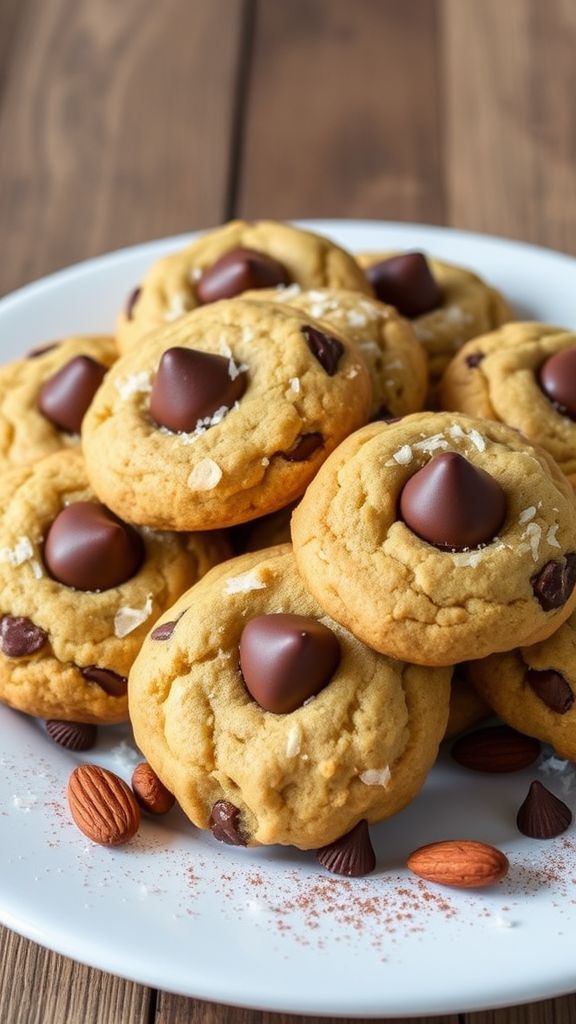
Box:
0;450;228;724
128;546;451;850
444;671;491;740
83;299;371;531
440;323;576;486
292;411;576;666
118;220;371;352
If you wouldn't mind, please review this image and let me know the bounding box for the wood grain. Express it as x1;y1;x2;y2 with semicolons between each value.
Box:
468;994;576;1023
155;996;457;1024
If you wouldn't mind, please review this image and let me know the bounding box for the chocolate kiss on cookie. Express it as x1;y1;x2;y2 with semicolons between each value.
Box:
365;252;442;318
149;347;247;433
38;355;108;433
196;247;291;304
539;348;576;420
239;613;341;714
44;501;144;590
399;451;506;550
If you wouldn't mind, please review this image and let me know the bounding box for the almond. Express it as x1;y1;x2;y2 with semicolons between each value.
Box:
406;839;509;888
451;725;541;772
67;764;140;845
131;761;175;815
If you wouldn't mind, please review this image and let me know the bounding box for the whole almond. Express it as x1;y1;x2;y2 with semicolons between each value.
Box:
67;764;140;845
407;839;509;888
451;725;541;773
132;761;175;815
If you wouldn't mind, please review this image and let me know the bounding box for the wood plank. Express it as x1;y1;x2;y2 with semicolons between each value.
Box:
0;926;151;1024
156;995;458;1024
236;0;445;223
464;992;576;1023
0;0;246;297
442;0;576;254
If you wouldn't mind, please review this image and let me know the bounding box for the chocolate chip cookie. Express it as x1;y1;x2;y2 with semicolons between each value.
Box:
117;220;371;352
83;299;371;531
440;322;576;486
0;450;228;724
0;335;117;470
444;670;491;739
356;252;511;383
128;546;451;850
292;411;576;666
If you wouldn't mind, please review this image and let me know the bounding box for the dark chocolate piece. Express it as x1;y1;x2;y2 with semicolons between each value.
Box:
44;502;144;591
149;347;247;433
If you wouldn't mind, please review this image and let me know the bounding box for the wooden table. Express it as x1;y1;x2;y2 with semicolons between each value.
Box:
1;1;576;1021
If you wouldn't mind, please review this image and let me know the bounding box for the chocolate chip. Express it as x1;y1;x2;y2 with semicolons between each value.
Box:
46;719;98;751
0;616;47;657
149;347;247;434
196;247;290;305
80;667;128;696
316;820;376;877
125;286;141;321
27;343;59;359
37;355;108;433
365;252;442;318
517;780;572;839
372;405;401;423
239;613;341;714
399;451;507;550
525;667;575;714
301;325;344;376
209;800;248;846
465;352;485;368
44;502;144;591
531;555;576;611
539;348;576;420
151;620;178;641
278;433;323;461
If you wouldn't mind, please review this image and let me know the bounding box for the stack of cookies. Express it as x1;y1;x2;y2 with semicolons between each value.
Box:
1;218;575;878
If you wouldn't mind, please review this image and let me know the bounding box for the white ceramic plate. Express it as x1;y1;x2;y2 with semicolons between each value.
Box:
1;221;576;1018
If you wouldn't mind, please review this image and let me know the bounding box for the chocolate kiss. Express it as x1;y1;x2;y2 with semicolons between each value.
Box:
149;347;247;433
44;502;144;591
365;252;442;318
38;355;108;433
399;451;506;550
539;348;576;420
196;247;290;305
239;613;341;714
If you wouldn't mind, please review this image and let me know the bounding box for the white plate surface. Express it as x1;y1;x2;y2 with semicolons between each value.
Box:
1;221;576;1018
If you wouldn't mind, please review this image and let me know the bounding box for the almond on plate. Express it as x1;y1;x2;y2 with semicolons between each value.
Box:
67;764;140;846
407;839;509;889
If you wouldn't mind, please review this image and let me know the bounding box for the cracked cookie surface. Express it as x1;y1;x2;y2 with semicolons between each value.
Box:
128;546;450;849
291;411;576;666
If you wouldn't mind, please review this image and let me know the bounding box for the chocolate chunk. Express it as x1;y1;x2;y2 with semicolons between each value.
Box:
209;800;248;846
539;348;576;420
278;433;323;461
44;502;144;591
196;247;290;305
301;325;344;376
465;352;485;368
399;451;507;550
0;616;47;657
525;667;575;714
151;619;179;641
531;555;576;611
239;613;341;714
80;667;128;696
372;405;400;423
316;820;376;877
365;252;442;318
38;355;108;433
516;780;572;839
149;347;247;433
125;286;141;321
27;343;59;359
46;719;97;751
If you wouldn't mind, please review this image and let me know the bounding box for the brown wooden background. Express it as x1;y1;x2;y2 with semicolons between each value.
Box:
1;0;576;1021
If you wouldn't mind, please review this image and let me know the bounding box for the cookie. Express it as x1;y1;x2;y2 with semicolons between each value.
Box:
128;546;451;850
440;323;576;486
117;220;372;352
356;251;511;383
229;503;295;554
444;670;491;740
292;411;576;666
466;610;576;761
0;450;228;724
243;286;427;419
83;299;371;531
0;335;117;470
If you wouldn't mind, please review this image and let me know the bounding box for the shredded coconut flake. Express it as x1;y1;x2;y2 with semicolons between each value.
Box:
444;305;472;325
413;433;449;454
285;725;302;758
289;377;301;394
359;766;391;787
451;549;484;568
523;522;542;562
228;356;248;381
276;283;301;300
224;571;267;595
0;536;35;566
519;506;537;524
386;444;413;467
187;459;222;491
467;428;486;452
110;740;142;771
547;524;561;548
164;292;189;321
114;594;153;638
242;326;254;343
344;366;359;379
189;267;203;282
346;309;368;328
115;372;152;400
12;792;38;812
261;456;270;466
